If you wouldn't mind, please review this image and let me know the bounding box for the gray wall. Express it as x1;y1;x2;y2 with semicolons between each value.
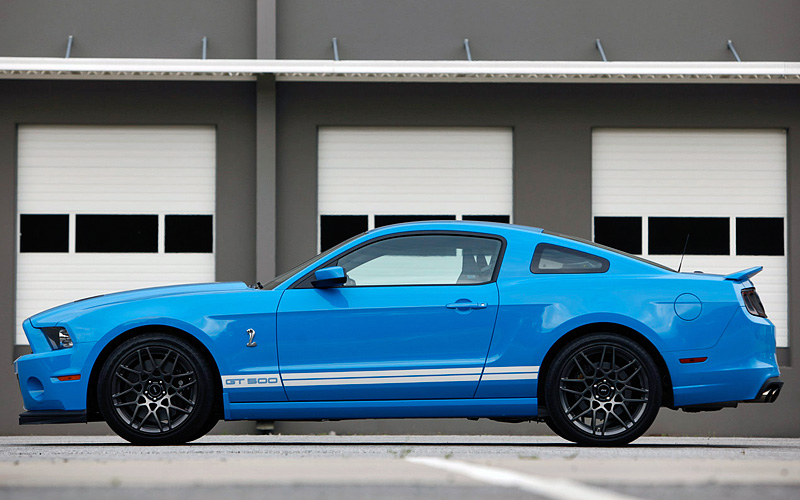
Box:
277;0;800;61
0;0;256;59
274;81;799;437
3;0;798;62
0;79;258;435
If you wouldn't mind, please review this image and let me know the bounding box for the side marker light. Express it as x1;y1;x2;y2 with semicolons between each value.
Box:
679;357;708;364
56;375;81;381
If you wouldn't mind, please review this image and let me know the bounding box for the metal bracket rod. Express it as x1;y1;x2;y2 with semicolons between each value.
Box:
65;35;74;59
463;39;473;61
727;40;742;62
202;37;208;60
332;37;340;61
595;39;608;62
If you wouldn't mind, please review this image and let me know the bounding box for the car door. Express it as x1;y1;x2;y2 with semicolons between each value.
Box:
276;232;504;401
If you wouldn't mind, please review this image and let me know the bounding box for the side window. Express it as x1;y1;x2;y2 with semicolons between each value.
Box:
337;234;502;286
531;243;609;274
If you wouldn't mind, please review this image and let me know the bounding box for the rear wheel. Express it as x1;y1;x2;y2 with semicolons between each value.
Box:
97;333;218;445
544;333;661;446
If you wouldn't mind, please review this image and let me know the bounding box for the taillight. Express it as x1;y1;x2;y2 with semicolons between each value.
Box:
742;288;767;318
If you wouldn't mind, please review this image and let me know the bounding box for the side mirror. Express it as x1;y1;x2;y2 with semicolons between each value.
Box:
311;266;347;288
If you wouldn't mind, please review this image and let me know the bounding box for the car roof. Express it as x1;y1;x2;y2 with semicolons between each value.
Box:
365;221;675;275
367;220;544;237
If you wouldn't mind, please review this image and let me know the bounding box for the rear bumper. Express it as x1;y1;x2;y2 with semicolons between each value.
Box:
746;377;783;403
19;410;87;425
668;306;781;408
678;377;783;412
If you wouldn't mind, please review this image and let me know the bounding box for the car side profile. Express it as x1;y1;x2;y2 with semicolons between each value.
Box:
15;221;782;445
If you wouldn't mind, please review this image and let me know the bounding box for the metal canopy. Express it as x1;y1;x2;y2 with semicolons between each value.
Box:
0;57;798;83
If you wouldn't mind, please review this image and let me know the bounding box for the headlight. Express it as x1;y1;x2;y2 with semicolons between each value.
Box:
41;327;74;349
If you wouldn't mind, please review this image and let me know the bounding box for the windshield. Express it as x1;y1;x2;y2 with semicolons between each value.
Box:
543;231;675;273
258;232;367;290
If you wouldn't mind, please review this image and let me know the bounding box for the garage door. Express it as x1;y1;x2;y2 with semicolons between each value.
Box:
16;125;216;344
592;129;787;347
318;127;513;251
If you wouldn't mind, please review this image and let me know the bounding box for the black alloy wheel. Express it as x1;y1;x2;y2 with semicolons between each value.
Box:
97;334;218;445
544;333;661;446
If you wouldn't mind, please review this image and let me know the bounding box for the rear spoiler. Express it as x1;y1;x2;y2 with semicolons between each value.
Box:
724;266;763;282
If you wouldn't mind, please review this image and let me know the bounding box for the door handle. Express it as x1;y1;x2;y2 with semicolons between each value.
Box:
446;302;487;310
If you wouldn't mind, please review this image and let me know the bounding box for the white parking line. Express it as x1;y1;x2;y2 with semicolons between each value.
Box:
406;456;644;500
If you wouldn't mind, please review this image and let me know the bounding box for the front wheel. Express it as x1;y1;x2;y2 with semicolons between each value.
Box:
97;333;218;445
544;333;661;446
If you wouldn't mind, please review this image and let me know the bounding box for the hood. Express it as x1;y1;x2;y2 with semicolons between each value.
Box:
29;282;250;327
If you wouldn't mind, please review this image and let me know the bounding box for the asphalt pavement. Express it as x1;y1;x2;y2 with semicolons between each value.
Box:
0;434;798;500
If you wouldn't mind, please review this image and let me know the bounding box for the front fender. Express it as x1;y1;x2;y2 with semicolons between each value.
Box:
84;316;226;373
17;288;282;413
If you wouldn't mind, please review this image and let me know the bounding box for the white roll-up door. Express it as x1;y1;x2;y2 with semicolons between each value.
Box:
592;129;788;347
318;127;513;250
16;125;216;344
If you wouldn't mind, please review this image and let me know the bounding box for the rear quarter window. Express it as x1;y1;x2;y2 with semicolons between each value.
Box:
531;243;609;274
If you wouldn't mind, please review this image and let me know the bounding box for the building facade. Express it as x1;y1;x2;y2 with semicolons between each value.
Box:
0;0;798;436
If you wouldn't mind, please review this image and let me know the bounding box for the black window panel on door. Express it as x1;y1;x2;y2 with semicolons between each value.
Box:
648;217;729;255
462;215;511;223
594;216;642;255
20;214;69;253
736;217;784;256
166;215;213;253
320;215;368;252
76;215;158;253
374;215;456;228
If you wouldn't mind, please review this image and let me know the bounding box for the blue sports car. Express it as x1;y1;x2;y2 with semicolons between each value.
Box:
15;221;782;446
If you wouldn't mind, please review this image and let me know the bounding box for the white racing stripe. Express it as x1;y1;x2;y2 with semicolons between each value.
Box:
480;373;538;381
406;457;644;500
282;367;483;386
481;365;539;382
284;374;480;386
282;367;483;380
226;366;541;388
483;366;540;374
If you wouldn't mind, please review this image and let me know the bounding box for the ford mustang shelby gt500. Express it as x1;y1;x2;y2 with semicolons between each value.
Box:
15;221;782;446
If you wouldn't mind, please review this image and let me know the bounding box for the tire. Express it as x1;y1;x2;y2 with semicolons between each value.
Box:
97;333;218;445
543;417;570;441
544;333;661;446
185;410;220;443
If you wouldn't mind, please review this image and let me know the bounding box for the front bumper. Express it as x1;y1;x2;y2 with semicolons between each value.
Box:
15;347;91;412
15;320;93;413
